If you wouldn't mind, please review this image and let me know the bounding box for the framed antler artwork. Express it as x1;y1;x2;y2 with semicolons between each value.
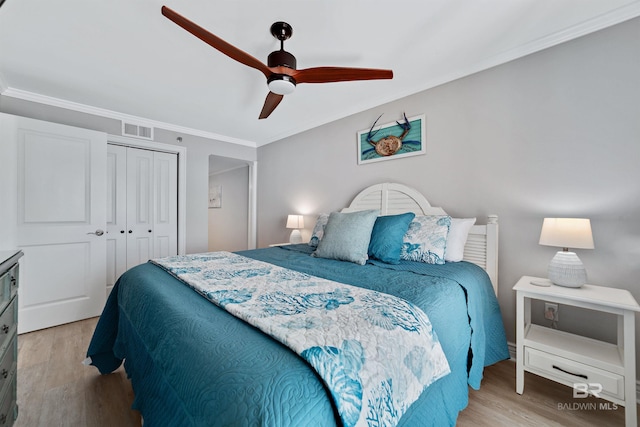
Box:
356;113;426;165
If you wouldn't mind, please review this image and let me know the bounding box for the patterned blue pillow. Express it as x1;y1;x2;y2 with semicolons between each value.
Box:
368;212;416;264
400;215;451;264
312;210;379;265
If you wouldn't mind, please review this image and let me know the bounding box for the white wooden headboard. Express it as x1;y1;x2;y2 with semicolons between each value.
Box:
341;183;499;294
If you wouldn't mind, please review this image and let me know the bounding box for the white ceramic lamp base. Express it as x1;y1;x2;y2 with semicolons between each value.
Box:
289;229;302;244
547;251;587;288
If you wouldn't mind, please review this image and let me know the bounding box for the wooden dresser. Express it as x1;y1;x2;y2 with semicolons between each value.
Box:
0;250;21;426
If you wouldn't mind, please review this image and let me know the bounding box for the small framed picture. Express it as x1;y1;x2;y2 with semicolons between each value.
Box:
209;184;222;208
357;114;426;165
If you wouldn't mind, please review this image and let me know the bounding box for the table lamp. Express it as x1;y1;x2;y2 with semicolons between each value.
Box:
538;218;594;288
286;214;304;244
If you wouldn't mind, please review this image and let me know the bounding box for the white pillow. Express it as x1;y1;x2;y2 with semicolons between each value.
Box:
444;218;476;262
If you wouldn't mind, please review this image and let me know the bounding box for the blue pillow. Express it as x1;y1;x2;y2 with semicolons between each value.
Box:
368;212;416;264
312;210;379;265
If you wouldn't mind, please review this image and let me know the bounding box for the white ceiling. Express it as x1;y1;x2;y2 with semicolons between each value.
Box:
1;1;639;147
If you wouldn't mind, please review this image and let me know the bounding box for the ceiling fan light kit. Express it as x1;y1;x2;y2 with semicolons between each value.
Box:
161;6;393;119
267;75;296;95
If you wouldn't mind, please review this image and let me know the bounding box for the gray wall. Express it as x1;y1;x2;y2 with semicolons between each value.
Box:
0;97;257;254
257;18;640;373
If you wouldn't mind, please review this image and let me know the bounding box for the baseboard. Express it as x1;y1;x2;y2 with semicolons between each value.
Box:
505;341;640;404
507;341;516;360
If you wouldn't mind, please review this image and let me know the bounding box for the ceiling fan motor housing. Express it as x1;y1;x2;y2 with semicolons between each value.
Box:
268;49;296;70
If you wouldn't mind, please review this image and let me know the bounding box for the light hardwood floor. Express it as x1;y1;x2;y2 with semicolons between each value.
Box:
16;318;634;426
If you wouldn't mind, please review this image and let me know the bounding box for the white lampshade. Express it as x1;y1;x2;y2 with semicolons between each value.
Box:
539;218;594;288
286;214;304;244
286;215;304;229
539;218;594;250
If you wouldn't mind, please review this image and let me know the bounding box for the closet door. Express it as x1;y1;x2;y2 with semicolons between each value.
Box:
153;151;178;258
105;144;178;294
126;147;155;268
106;144;127;295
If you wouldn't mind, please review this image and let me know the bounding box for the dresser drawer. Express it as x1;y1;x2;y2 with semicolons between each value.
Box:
0;264;18;308
525;346;624;400
0;335;16;399
0;299;17;356
0;372;16;427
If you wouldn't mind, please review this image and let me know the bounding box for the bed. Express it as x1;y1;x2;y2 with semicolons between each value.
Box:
87;182;509;427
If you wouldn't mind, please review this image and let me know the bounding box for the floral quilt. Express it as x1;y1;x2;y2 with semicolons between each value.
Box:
151;251;450;427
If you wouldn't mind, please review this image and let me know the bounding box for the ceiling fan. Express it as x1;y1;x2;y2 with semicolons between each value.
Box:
161;6;393;119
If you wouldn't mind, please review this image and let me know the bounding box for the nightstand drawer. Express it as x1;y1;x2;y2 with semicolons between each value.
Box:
525;347;624;400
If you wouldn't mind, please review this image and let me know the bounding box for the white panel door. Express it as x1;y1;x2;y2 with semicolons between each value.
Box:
106;144;127;295
105;145;178;294
14;116;107;333
153;151;178;258
126;147;155;268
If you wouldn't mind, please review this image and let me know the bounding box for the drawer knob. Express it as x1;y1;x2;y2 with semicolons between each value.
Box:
1;325;8;334
0;369;7;379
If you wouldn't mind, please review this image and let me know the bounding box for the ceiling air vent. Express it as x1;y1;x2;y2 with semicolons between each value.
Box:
122;121;154;140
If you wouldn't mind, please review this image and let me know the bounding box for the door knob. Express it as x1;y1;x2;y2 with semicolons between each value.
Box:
87;229;104;236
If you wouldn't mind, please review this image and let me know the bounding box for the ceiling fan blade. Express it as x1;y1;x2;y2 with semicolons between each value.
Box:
259;92;284;119
293;67;393;84
161;6;272;79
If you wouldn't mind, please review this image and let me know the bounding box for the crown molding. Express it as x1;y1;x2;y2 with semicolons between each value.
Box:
0;87;258;148
404;2;640;99
479;2;640;70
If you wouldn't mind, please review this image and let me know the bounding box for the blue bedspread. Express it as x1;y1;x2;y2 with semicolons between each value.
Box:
87;245;508;426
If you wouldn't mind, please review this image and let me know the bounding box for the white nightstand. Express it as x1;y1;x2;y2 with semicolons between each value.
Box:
514;276;639;427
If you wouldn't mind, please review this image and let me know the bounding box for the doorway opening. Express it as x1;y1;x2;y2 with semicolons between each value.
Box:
208;155;256;252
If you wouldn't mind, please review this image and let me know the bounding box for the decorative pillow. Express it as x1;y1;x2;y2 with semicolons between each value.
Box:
445;218;476;262
368;212;416;264
400;215;451;264
312;210;379;265
308;213;329;247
